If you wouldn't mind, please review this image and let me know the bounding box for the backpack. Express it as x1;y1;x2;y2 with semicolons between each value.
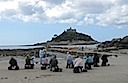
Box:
53;67;62;72
73;67;80;73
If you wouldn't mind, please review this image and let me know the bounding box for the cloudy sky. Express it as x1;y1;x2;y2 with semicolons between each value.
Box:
0;0;128;45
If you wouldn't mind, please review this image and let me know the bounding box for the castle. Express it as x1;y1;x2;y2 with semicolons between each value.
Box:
66;27;76;32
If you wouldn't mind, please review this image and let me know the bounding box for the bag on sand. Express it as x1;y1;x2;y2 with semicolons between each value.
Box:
53;67;62;72
73;67;80;73
41;65;47;70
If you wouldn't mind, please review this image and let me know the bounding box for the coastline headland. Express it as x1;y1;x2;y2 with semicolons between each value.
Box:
0;44;127;58
0;45;45;57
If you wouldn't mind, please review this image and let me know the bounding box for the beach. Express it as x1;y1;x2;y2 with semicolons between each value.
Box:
0;53;128;83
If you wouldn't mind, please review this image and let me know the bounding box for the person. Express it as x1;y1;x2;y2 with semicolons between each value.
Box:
73;56;83;73
42;55;48;64
41;55;49;70
25;55;34;69
8;57;19;70
66;52;70;59
49;55;58;71
93;53;100;67
81;46;84;51
83;53;87;69
25;56;31;65
30;52;36;68
85;54;93;70
66;54;74;68
39;48;44;64
101;55;109;66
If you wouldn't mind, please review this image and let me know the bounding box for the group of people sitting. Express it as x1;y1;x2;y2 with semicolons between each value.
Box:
8;52;110;73
8;52;36;70
40;54;61;72
66;53;110;73
8;52;62;72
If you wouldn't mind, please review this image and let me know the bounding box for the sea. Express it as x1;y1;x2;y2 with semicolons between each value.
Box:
0;45;45;50
0;44;99;50
51;44;99;48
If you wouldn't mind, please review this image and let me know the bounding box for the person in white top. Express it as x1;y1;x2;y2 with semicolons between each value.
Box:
30;52;36;66
74;56;83;67
73;56;84;73
39;48;44;64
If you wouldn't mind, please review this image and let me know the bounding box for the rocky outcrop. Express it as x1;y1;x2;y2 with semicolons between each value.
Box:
98;36;128;49
48;27;98;45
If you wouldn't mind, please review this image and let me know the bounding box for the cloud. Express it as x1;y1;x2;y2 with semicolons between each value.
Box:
96;4;128;26
44;0;65;5
84;14;95;24
0;0;128;27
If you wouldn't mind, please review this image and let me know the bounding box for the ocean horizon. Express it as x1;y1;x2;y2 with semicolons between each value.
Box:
0;44;98;50
0;45;45;49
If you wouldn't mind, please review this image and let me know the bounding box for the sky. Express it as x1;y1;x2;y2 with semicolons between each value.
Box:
0;0;128;45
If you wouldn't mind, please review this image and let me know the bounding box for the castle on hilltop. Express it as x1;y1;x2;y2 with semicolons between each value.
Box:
47;27;97;45
66;27;76;32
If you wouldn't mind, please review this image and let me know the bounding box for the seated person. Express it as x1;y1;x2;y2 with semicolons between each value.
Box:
93;53;100;67
49;55;58;71
25;56;34;69
41;55;49;70
8;57;19;70
101;55;109;66
66;55;74;68
26;56;31;65
73;56;83;73
30;52;36;68
85;55;93;70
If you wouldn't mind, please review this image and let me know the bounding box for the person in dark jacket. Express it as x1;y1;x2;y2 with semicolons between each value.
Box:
101;55;108;66
8;57;19;70
93;53;100;67
25;56;31;65
49;55;58;71
25;55;34;69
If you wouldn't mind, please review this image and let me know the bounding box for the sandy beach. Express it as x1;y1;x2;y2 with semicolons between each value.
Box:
0;52;128;83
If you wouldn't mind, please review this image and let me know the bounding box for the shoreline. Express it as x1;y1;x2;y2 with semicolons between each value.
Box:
0;45;128;58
